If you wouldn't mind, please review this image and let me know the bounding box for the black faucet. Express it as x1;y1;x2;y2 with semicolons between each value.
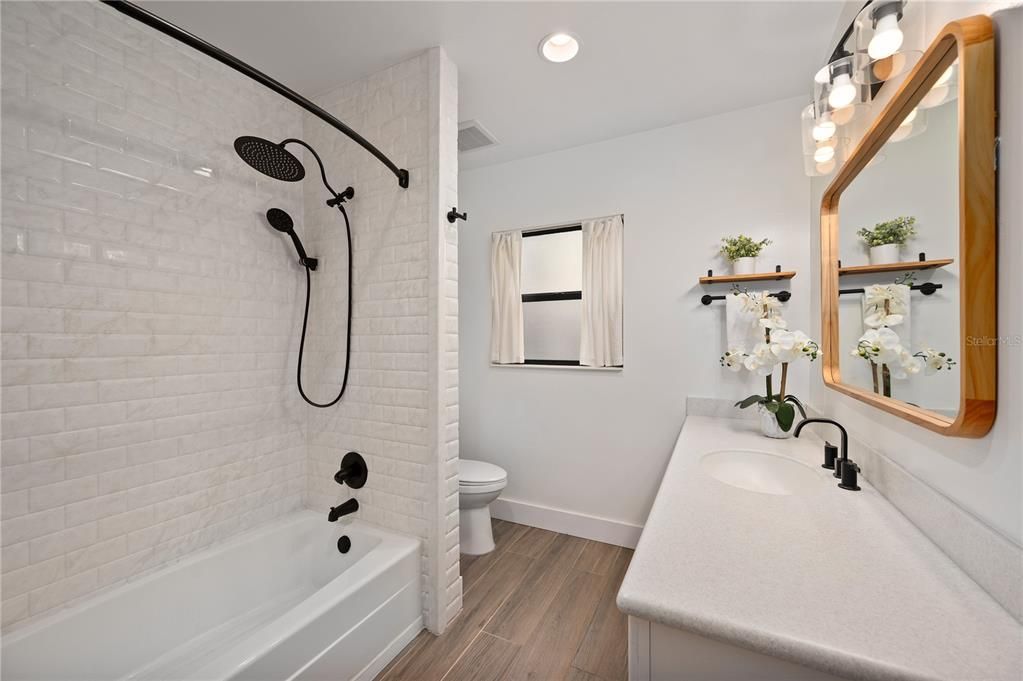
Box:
793;417;861;491
328;498;359;522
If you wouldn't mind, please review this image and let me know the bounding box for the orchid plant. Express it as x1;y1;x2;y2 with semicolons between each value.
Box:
851;280;955;396
720;289;819;433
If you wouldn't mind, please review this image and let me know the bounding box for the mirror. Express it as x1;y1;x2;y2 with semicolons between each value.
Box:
820;16;996;437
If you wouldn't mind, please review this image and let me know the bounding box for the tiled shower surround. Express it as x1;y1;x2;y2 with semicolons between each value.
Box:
0;1;459;634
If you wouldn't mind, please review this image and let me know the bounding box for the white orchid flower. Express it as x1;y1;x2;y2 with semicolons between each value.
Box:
720;348;746;372
915;348;955;375
863;284;908;328
743;343;779;376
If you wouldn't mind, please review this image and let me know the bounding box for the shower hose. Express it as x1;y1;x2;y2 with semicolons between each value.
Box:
295;203;353;408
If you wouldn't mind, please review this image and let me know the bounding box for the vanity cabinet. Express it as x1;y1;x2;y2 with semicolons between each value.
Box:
627;617;851;681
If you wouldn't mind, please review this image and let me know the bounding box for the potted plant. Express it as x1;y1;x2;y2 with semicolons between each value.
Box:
857;216;917;265
720;291;819;438
720;235;771;275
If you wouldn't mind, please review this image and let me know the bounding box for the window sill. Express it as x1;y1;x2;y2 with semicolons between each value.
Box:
490;363;623;372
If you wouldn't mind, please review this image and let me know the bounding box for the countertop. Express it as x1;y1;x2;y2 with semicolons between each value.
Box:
617;416;1023;681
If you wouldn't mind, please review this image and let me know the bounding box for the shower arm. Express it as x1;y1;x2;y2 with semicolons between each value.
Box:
280;138;355;208
99;0;410;189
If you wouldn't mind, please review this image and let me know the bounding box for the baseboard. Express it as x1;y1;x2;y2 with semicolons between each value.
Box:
491;497;643;548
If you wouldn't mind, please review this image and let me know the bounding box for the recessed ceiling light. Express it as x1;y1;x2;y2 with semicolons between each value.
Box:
539;32;579;63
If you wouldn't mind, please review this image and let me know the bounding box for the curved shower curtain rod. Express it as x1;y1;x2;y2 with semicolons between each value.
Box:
99;0;410;189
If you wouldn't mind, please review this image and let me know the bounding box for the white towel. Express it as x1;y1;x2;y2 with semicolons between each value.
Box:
861;283;912;345
725;293;766;353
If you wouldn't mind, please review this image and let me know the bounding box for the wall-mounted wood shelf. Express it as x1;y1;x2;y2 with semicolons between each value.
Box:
699;271;796;284
837;258;953;276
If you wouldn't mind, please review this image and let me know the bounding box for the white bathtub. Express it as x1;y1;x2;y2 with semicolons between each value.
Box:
1;511;422;681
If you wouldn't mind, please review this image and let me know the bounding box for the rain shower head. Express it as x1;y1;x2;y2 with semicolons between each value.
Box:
234;136;305;182
265;208;316;270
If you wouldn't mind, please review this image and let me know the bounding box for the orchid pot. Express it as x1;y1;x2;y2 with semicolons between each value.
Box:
869;244;901;265
732;257;758;275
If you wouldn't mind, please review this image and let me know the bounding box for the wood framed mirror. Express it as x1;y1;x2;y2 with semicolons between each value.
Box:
820;15;996;437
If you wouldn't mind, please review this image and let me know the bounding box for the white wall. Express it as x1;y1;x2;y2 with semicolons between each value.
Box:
1;1;306;629
300;48;461;633
459;97;812;533
810;3;1023;545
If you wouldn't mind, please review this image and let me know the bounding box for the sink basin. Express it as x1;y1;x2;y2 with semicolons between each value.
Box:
700;449;819;496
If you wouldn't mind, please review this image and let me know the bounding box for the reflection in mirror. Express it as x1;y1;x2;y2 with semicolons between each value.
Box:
837;61;960;417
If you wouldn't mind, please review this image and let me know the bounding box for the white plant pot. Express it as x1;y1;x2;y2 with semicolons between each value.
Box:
757;403;792;439
869;244;901;265
732;257;758;275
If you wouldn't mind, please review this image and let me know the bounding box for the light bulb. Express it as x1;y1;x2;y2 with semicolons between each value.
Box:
816;159;836;175
919;85;949;109
890;124;912;142
814;144;835;163
868;11;904;59
812;115;836;142
900;107;917;126
829;73;857;109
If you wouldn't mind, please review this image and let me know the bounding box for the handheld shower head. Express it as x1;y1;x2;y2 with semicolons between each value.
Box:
234;136;305;182
266;208;316;269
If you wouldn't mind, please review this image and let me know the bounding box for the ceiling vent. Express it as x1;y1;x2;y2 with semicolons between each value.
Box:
458;120;498;153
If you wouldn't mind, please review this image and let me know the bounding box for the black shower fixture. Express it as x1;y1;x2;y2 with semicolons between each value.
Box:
235;134;355;409
266;208;317;270
235;136;306;182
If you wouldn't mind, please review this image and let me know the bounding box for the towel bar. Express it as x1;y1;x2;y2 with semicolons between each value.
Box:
701;290;791;306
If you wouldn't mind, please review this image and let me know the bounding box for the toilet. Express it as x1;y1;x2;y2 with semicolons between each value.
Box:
458;459;508;555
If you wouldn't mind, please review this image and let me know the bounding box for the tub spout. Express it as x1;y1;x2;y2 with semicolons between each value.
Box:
328;498;359;522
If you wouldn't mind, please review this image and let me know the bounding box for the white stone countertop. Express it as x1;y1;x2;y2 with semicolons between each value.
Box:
617;415;1023;681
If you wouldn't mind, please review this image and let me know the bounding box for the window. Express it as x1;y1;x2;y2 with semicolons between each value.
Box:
490;215;624;369
521;225;583;365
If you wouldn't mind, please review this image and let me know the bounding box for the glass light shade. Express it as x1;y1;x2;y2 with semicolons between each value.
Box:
853;1;924;85
803;138;849;177
814;54;871;119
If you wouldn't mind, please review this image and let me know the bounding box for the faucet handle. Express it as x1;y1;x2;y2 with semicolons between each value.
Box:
823;441;838;470
838;460;861;491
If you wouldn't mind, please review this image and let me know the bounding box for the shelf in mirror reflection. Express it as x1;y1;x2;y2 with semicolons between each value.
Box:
837;258;953;276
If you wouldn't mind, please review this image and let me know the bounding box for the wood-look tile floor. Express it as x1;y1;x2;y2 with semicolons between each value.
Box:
375;520;632;681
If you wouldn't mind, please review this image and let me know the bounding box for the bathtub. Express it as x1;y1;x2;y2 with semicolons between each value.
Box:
1;511;422;681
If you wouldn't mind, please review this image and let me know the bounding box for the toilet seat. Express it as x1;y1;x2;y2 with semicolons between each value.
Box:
460;459;507;489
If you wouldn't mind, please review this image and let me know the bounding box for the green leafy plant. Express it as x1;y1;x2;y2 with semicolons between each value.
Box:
857;216;917;247
719;235;771;261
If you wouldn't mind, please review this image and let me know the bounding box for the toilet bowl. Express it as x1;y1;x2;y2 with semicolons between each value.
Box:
458;459;508;555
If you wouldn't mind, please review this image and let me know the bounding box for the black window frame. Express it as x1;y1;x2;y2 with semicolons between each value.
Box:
520;224;583;366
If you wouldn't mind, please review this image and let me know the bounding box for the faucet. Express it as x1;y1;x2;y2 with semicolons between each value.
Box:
793;417;861;491
328;498;359;522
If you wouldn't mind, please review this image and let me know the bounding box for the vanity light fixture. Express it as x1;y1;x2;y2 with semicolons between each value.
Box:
814;53;867;112
867;1;905;60
812;112;837;142
852;1;922;85
539;32;580;63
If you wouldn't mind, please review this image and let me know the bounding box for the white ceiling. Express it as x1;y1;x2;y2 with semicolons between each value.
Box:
143;1;844;170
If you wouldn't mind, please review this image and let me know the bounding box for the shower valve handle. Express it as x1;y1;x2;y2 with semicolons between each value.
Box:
334;451;368;489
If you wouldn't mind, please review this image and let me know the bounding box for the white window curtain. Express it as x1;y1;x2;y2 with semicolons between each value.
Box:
490;231;525;364
580;215;624;367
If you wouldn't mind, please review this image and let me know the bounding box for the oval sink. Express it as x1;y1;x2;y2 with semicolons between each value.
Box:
700;449;819;496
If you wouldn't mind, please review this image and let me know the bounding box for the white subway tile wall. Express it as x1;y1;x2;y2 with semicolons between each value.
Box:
2;0;305;630
1;1;460;636
300;47;460;634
